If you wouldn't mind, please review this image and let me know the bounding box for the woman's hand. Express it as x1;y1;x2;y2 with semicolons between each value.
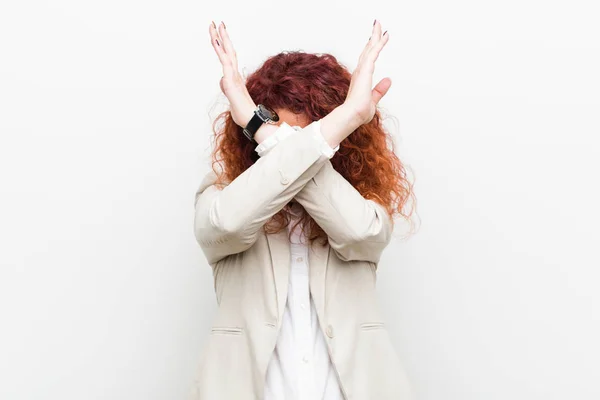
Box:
344;20;392;125
209;21;256;128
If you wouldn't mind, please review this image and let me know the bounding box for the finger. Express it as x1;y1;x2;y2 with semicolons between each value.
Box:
366;20;383;53
218;21;238;70
360;20;383;65
371;19;383;43
208;21;223;58
365;30;389;65
371;77;392;104
209;22;235;77
358;20;376;64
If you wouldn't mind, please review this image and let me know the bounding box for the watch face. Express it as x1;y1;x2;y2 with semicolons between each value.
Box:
258;104;280;122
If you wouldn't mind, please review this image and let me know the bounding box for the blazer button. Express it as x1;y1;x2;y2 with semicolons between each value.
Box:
279;169;289;185
326;324;334;338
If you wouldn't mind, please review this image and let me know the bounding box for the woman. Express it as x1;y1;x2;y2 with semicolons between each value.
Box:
190;19;416;400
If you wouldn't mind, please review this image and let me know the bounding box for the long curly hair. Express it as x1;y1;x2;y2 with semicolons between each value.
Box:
208;50;417;246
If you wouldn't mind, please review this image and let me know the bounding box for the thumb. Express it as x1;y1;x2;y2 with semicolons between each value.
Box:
371;77;392;105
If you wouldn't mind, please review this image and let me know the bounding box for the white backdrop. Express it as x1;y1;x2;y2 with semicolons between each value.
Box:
1;0;599;399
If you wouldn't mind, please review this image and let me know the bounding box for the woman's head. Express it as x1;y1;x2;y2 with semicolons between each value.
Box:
246;51;350;125
209;50;416;243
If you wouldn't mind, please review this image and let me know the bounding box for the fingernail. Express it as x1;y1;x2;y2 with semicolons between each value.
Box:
222;21;226;29
216;39;220;46
212;21;216;29
383;30;388;36
373;19;376;26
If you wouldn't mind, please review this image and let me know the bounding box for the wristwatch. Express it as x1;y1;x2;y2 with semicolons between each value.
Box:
242;104;280;142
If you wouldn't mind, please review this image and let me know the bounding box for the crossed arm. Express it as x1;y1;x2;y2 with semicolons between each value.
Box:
194;120;393;265
257;123;393;263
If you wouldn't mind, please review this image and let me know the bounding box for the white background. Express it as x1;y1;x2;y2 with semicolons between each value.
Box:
1;0;599;399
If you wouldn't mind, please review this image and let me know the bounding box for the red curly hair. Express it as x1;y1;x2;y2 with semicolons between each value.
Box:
209;50;416;246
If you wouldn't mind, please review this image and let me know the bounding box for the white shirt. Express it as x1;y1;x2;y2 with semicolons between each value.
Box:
264;204;344;400
258;122;344;400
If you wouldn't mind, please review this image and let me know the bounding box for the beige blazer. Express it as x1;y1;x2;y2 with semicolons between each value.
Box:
189;120;415;400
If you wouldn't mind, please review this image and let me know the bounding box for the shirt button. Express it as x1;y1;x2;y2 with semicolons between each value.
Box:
300;303;306;310
296;256;303;262
326;324;334;338
302;355;309;363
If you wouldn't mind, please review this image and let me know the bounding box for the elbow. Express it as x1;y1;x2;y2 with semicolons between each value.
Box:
194;217;233;248
353;223;392;246
327;202;393;263
194;197;237;247
193;205;258;259
353;200;393;245
330;239;387;264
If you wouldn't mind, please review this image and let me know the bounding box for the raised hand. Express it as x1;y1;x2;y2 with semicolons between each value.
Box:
209;21;256;128
344;20;391;125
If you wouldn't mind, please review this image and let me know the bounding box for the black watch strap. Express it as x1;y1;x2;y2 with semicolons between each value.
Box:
242;111;264;142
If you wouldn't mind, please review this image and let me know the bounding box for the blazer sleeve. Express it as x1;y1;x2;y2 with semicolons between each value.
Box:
255;123;340;158
256;129;393;264
194;120;331;265
293;160;393;264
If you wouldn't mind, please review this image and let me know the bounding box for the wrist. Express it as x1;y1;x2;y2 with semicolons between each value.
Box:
254;122;280;144
340;102;366;128
240;103;257;128
240;103;281;144
319;103;363;149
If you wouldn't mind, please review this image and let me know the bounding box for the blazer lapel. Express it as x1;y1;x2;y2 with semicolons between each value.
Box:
266;229;291;324
308;238;329;320
265;228;330;326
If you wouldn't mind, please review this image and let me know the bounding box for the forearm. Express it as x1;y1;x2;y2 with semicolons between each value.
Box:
319;103;363;149
194;120;331;264
250;103;390;263
293;160;393;263
255;103;362;147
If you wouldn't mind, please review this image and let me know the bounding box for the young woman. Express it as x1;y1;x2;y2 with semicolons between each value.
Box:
189;19;416;400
